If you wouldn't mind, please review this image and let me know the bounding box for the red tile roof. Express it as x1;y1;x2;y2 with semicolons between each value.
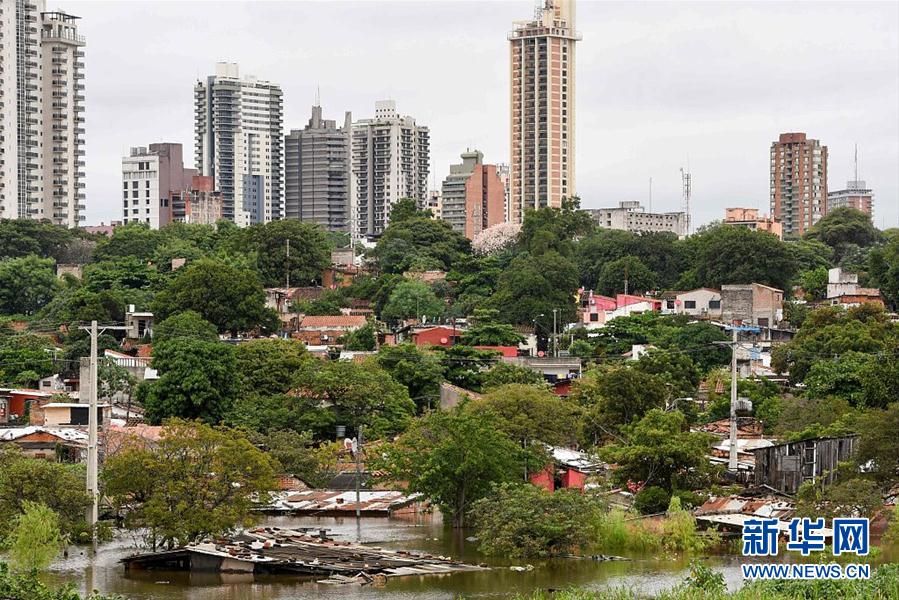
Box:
299;315;367;328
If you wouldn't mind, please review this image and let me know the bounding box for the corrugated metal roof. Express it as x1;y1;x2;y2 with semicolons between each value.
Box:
270;490;420;514
299;315;367;328
0;426;88;444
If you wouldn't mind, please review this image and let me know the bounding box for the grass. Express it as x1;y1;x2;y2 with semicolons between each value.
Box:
591;498;717;556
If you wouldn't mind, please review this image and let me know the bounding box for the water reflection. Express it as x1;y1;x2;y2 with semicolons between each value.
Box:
48;515;748;599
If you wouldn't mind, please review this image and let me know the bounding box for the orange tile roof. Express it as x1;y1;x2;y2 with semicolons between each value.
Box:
299;315;367;328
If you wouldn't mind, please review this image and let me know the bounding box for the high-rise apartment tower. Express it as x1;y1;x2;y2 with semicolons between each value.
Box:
285;105;351;232
350;100;429;239
440;150;506;239
509;0;579;224
0;2;85;226
770;132;828;236
195;62;283;226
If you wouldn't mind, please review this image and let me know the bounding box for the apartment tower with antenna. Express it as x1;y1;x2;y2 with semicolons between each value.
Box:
827;144;874;216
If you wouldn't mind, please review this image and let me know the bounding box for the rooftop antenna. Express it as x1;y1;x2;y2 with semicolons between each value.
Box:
854;143;858;183
680;165;692;235
315;84;321;107
648;177;652;213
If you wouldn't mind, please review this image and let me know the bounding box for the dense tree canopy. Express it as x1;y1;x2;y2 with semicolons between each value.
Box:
140;338;237;424
103;420;277;550
0;256;58;316
490;250;579;325
152;259;276;335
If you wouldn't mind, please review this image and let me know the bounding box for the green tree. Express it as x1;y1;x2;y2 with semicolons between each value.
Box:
249;429;326;486
600;409;713;492
246;220;331;287
577;229;683;291
153;310;219;343
855;403;899;485
460;322;525;346
225;393;333;438
799;267;829;301
869;234;899;310
518;197;594;257
6;501;62;572
596;256;658;296
465;384;581;452
635;350;701;399
470;483;601;558
786;238;835;273
490;250;579;325
81;258;162;295
0;220;76;261
0;255;58;315
0;333;59;387
381;280;444;326
152;259;276;335
141;339;237;424
92;222;164;262
805;207;881;261
233;338;310;396
377;408;522;527
341;321;378;351
677;225;796;291
376;344;445;411
0;448;90;539
371;213;471;274
481;362;548;390
436;345;500;392
796;478;883;521
572;366;670;442
296;360;416;439
102;420;277;550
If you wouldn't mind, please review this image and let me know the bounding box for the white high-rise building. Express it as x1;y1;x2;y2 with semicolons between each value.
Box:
121;143;196;229
0;2;85;226
194;62;283;227
350;100;429;239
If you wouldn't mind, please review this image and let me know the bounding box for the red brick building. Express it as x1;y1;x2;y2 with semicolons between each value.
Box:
293;315;368;346
440;150;506;239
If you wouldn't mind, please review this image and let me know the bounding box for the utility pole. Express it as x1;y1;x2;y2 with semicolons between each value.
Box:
729;326;739;471
552;308;558;358
354;425;363;521
285;238;291;289
78;320;128;542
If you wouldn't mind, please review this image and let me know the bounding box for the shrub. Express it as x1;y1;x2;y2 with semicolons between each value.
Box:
635;486;670;515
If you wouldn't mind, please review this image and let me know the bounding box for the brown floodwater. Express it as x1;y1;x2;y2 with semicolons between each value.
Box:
47;514;749;599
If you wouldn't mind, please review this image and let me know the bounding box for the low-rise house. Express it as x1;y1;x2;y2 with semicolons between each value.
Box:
125;305;154;339
661;288;722;319
530;446;604;492
265;287;325;314
293;315;368;346
30;402;109;427
578;289;617;327
751;435;858;495
0;388;55;424
695;494;803;536
409;325;464;348
439;381;482;410
101;349;154;383
0;426;88;461
720;283;783;328
825;268;883;307
505;356;582;383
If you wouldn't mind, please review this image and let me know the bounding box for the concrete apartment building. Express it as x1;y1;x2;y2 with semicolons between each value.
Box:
122;144;196;228
770;132;828;237
496;163;511;222
827;180;873;216
284;104;352;232
169;175;223;226
720;283;784;328
350;100;429;239
661;288;723;319
508;0;580;224
724;208;783;240
423;189;442;219
0;2;85;226
587;201;687;236
195;62;283;227
440;150;506;239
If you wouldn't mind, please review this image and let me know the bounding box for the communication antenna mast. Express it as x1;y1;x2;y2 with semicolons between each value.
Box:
680;166;692;235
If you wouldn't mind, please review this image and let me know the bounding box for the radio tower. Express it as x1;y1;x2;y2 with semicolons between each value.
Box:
680;166;692;235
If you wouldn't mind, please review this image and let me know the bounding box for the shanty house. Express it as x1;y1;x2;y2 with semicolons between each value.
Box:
530;447;603;492
751;435;858;495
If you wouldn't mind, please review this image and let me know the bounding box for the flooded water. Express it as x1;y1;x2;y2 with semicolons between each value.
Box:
49;515;748;599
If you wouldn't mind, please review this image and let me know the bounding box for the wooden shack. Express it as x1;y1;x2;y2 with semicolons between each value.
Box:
751;435;858;495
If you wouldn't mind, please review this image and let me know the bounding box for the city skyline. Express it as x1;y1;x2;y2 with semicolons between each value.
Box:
63;0;899;229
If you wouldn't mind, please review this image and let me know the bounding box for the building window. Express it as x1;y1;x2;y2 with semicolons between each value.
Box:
589;313;598;322
709;300;721;309
684;300;696;309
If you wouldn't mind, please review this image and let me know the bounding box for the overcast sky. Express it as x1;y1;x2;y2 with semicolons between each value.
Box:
62;0;899;230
